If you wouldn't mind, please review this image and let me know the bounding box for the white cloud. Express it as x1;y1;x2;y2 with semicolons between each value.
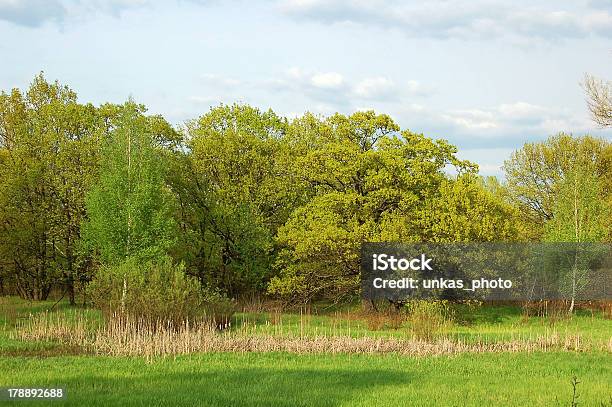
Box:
433;101;589;136
0;0;158;27
286;66;304;79
353;76;394;98
498;102;544;117
439;102;571;134
393;100;606;151
202;73;241;87
310;72;344;89
442;109;499;130
0;0;65;27
268;68;431;106
265;68;349;104
279;0;612;41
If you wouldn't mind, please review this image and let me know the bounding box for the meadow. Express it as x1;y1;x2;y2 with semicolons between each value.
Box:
1;297;611;406
2;352;611;406
1;76;611;406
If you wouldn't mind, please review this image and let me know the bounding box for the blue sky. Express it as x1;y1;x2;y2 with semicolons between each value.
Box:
1;0;611;176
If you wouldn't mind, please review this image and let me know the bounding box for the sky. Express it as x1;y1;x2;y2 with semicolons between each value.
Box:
1;0;611;176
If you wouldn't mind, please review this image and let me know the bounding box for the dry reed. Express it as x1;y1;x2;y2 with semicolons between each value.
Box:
14;311;607;362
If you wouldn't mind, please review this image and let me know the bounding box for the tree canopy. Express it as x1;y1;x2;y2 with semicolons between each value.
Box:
1;74;609;306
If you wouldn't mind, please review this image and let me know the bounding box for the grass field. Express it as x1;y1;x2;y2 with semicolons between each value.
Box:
234;306;612;345
1;352;611;406
1;297;611;406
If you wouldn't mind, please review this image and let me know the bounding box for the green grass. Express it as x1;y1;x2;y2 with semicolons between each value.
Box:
0;352;610;406
232;305;612;346
2;297;611;353
1;297;611;406
0;297;101;355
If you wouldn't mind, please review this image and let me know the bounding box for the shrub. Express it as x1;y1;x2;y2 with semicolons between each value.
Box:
88;257;233;327
405;300;454;340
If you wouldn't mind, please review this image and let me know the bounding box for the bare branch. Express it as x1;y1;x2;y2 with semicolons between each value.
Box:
582;74;612;128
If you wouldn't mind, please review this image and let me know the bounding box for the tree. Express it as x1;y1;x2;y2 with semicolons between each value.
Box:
177;104;305;296
83;101;177;265
583;74;612;128
82;101;178;312
545;167;610;313
410;174;527;243
268;111;479;303
503;133;611;237
0;74;101;302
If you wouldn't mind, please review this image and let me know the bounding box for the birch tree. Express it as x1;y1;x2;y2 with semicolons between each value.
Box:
545;167;610;313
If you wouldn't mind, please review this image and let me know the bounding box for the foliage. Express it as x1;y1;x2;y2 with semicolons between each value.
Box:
82;101;177;265
503;133;611;238
405;300;454;340
176;104;305;296
401;174;527;242
87;257;209;325
1;74;609;309
0;73;101;301
545;167;609;243
269;111;489;303
544;167;610;313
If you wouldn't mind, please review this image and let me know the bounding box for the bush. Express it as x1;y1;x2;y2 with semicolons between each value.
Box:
405;300;454;340
88;257;233;327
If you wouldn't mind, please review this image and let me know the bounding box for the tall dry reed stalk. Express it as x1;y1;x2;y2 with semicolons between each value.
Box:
15;311;605;362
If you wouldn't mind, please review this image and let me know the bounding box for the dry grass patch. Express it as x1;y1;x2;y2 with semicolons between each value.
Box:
14;311;607;361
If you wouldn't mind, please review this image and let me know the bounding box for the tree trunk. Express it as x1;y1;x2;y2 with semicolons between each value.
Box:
121;276;127;314
68;277;75;306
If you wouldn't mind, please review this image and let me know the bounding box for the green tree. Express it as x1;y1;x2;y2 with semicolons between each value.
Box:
83;101;177;264
545;167;610;313
0;74;101;301
83;101;178;312
409;174;527;243
268;111;478;303
177;104;305;296
503;133;611;238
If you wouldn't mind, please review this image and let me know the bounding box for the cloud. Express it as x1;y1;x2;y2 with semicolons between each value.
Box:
0;0;156;27
279;0;612;41
439;102;549;131
201;73;241;87
268;67;350;105
310;72;344;89
353;77;395;99
285;68;345;90
269;68;431;106
395;100;603;150
0;0;66;27
442;109;498;130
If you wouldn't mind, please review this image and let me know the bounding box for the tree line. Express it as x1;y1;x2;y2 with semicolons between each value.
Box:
0;74;609;311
